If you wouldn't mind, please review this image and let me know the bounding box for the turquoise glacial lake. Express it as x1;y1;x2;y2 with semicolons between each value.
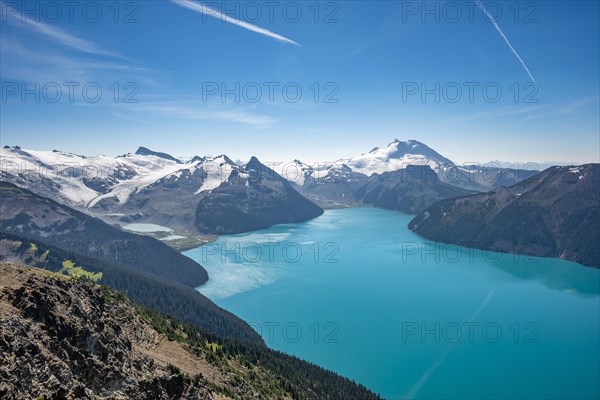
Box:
185;208;600;400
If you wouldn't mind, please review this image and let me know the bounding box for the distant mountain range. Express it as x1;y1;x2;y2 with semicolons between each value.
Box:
486;159;578;171
269;139;539;210
409;164;600;267
274;139;540;194
0;139;555;236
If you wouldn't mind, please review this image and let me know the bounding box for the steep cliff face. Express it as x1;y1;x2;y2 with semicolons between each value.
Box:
0;263;382;400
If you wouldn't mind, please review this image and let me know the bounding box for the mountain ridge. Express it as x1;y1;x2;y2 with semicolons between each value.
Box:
135;146;183;164
408;164;600;267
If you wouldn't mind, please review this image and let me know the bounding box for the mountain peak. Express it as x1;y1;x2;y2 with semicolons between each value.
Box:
189;155;205;164
135;147;182;164
387;139;452;162
388;139;423;147
248;156;261;165
347;139;454;176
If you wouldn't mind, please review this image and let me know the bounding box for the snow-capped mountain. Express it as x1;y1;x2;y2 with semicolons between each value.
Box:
268;159;362;187
346;139;454;176
269;139;539;194
339;139;538;191
0;146;238;209
0;146;323;234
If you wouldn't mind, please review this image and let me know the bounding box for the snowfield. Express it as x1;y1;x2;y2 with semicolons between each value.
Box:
0;147;241;208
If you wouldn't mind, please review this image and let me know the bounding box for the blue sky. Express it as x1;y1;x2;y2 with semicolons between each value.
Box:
1;0;598;164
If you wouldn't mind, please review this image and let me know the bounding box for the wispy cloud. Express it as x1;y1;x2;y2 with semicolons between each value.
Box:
443;104;548;124
476;0;536;83
3;14;124;59
442;95;599;124
522;96;600;121
555;96;600;114
125;101;277;128
172;0;301;47
0;35;147;83
0;10;154;86
111;112;151;125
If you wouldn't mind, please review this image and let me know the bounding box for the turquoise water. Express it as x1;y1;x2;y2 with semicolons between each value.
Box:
184;208;600;400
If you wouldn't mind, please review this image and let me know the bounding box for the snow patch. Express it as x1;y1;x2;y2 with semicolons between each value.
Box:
569;167;582;174
195;156;236;194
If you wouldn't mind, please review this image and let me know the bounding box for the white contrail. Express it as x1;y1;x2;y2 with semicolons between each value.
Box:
476;0;536;83
172;0;301;47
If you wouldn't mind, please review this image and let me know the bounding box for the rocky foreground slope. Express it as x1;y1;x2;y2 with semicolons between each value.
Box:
0;263;381;400
409;164;600;267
